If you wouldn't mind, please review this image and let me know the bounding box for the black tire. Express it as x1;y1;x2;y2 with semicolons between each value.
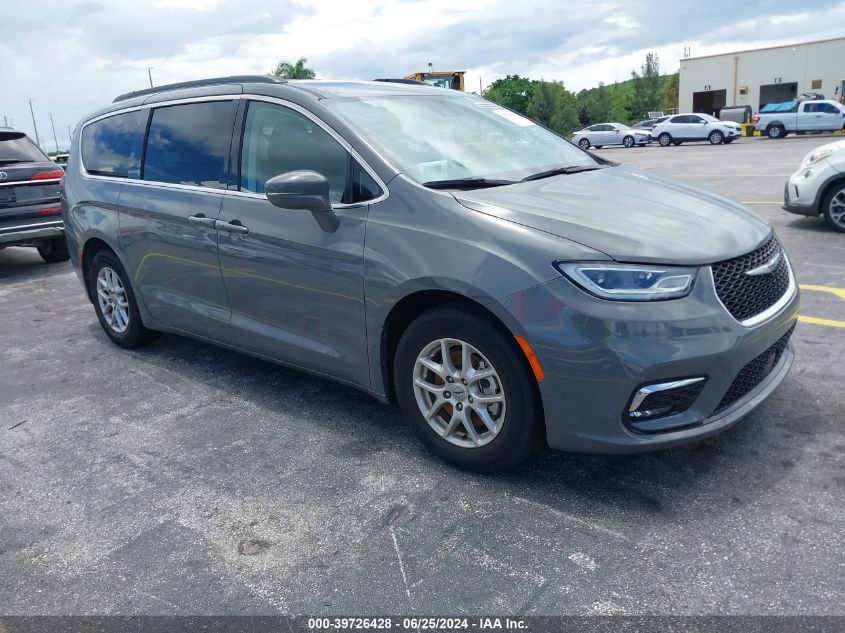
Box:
594;145;603;149
658;133;672;147
88;250;160;349
623;135;635;148
672;141;683;146
822;182;845;233
393;304;544;472
767;125;785;139
724;138;735;144
708;130;724;144
578;138;590;150
37;237;69;263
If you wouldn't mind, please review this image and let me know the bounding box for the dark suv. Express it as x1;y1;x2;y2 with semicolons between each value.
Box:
0;128;68;262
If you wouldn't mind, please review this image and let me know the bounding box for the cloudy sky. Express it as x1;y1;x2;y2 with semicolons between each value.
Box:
2;0;842;150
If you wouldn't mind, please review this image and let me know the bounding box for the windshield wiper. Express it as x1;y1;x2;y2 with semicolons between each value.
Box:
422;177;518;190
0;159;25;165
521;164;607;182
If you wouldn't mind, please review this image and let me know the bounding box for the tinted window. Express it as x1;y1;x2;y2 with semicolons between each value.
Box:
142;101;235;188
687;115;704;123
240;101;349;203
816;103;839;113
669;116;685;124
81;111;143;177
0;132;48;164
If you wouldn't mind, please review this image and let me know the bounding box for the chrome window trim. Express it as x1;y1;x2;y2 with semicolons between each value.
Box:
77;94;390;208
709;252;797;328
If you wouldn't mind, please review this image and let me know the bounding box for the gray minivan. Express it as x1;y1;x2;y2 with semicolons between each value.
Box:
62;76;799;470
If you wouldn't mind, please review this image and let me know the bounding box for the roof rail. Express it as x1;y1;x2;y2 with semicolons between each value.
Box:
113;75;286;103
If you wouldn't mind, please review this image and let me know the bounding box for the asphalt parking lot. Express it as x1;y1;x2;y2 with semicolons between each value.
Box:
1;135;843;616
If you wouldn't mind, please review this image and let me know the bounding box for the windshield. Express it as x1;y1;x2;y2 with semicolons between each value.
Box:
329;95;597;184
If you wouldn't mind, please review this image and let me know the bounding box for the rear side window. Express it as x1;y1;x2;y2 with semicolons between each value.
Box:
81;111;144;177
0;132;48;165
142;101;235;188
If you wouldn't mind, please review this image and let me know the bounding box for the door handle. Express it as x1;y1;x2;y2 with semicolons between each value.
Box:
216;219;249;234
187;214;216;228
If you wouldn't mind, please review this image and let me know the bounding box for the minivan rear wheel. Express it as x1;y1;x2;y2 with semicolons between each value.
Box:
88;250;160;348
393;305;544;471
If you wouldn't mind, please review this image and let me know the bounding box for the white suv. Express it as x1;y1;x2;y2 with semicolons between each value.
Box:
652;114;742;146
783;139;845;232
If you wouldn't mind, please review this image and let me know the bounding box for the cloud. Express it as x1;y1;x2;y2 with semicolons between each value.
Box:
2;0;841;151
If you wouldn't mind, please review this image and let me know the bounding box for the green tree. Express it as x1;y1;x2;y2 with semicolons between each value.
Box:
630;52;662;119
272;57;316;80
608;88;632;123
527;81;580;135
483;75;537;115
661;72;679;112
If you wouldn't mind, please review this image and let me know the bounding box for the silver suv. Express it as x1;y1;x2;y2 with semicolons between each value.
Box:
62;76;799;470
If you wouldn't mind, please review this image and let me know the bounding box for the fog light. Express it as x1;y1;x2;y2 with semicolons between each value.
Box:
627;377;706;422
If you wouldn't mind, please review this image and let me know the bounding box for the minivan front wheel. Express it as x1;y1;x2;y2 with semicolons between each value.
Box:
394;306;544;471
88;250;160;348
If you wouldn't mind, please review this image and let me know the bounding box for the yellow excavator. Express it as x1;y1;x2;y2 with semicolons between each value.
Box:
403;70;466;91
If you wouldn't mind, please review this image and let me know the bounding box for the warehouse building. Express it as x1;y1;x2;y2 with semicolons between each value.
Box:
678;37;845;117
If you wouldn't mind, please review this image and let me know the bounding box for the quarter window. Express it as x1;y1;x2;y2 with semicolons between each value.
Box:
142;101;235;188
81;110;144;178
239;101;350;203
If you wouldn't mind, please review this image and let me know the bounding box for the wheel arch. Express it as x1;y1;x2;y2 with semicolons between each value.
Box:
818;173;845;213
378;288;536;404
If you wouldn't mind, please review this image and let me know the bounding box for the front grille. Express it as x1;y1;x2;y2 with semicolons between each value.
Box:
712;234;791;322
715;322;796;413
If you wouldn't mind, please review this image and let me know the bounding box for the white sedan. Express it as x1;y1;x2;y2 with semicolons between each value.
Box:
572;123;650;150
651;113;742;146
783;139;845;232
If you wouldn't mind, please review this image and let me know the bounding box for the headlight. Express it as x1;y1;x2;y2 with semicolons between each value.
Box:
555;262;697;301
802;145;840;166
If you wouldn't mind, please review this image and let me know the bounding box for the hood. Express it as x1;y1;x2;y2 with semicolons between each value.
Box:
455;166;771;265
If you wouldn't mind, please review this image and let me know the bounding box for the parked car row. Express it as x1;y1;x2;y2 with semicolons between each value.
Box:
574;113;743;148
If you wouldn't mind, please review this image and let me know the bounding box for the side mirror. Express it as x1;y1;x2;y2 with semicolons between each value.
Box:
265;170;339;232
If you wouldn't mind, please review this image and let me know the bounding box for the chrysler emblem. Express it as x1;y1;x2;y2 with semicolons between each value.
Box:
745;252;782;276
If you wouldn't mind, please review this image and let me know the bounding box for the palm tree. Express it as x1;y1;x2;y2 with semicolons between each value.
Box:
272;57;316;80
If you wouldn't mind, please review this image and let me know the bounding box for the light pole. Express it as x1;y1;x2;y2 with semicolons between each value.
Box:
48;113;59;153
28;98;42;150
147;67;154;88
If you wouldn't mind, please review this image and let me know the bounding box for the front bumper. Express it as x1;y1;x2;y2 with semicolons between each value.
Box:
782;160;839;216
500;266;799;453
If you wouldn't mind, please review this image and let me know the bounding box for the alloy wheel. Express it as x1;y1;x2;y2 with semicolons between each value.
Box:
829;189;845;229
96;266;130;333
412;338;506;448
